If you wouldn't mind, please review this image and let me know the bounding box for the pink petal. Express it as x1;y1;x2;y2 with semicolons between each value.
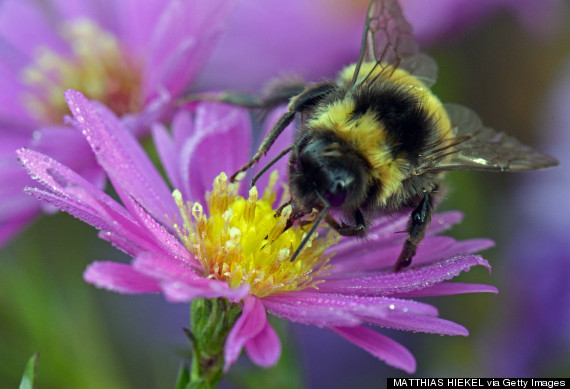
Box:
111;0;166;54
331;212;409;256
331;211;465;261
117;191;193;266
224;295;266;372
121;89;171;137
0;159;40;224
263;292;438;327
152;122;182;193
367;313;469;336
144;0;230;99
264;299;361;327
26;186;163;256
151;109;197;198
330;235;494;273
330;326;416;373
19;148;163;255
180;103;252;201
30;127;94;168
321;255;492;296
412;238;495;267
245;321;281;368
391;282;499;298
98;230;144;258
84;261;161;294
132;253;249;303
26;187;118;234
172;107;196;144
64;90;178;226
48;0;102;25
0;0;67;60
0;62;33;119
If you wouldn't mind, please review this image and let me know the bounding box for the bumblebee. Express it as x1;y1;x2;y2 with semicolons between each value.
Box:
203;0;558;270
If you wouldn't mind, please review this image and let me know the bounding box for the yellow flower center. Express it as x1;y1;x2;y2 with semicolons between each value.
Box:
173;172;338;298
21;19;142;124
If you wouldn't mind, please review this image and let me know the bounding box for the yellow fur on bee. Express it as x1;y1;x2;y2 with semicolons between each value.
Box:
307;97;407;203
338;62;453;142
306;62;452;203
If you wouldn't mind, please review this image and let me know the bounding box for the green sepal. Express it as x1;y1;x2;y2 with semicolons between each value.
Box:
175;362;190;389
186;298;242;388
19;353;39;389
186;378;212;389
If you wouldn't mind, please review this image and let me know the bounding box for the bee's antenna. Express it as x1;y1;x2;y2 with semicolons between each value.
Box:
251;145;293;187
289;192;330;262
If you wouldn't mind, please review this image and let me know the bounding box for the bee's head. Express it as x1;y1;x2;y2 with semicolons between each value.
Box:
289;133;369;210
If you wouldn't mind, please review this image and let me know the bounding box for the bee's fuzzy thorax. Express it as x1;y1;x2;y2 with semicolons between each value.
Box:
302;62;452;206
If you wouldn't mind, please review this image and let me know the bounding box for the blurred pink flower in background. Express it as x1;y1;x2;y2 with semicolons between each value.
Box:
197;0;561;92
20;90;497;373
1;0;562;247
0;0;230;246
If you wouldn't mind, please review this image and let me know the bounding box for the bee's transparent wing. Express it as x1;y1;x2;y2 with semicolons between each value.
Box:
352;0;437;87
414;103;559;174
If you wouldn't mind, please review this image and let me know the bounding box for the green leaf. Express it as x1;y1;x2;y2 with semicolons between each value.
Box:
19;353;39;389
187;378;212;389
175;363;190;389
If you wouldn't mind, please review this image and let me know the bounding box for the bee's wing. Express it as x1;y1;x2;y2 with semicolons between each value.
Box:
352;0;438;88
414;103;559;174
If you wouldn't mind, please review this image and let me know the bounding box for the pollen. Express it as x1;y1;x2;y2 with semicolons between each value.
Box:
21;19;142;123
173;172;338;298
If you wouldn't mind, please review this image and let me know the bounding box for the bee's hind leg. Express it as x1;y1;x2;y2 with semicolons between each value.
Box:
325;209;367;238
393;189;435;271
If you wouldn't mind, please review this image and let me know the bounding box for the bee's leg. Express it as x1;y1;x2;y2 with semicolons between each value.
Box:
180;91;262;108
251;145;293;187
181;80;308;110
275;198;293;216
393;190;434;271
230;111;296;182
230;83;338;183
325;209;367;238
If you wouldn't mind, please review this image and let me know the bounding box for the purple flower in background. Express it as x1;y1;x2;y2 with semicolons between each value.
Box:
0;0;230;245
484;57;570;377
19;90;497;373
197;0;561;92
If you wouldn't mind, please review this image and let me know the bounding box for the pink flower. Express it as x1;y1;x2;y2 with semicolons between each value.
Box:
0;0;230;245
197;0;560;92
19;90;496;373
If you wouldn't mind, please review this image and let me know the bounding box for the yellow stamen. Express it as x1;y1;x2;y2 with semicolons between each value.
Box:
21;19;142;123
174;172;339;298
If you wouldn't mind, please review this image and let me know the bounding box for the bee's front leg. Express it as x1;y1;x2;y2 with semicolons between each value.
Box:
325;209;367;238
393;189;435;271
180;79;308;110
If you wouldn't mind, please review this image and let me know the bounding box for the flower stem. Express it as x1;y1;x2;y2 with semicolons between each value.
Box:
187;298;242;389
